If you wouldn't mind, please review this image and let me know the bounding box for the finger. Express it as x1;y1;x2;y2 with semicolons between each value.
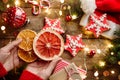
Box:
13;51;20;67
11;47;17;54
3;39;22;52
46;57;62;73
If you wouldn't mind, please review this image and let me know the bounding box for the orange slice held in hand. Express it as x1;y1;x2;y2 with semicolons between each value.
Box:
17;29;37;51
17;29;37;62
18;48;37;62
33;29;64;61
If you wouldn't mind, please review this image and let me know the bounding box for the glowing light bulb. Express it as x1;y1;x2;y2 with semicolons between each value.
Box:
15;0;20;6
72;14;77;20
1;26;6;31
84;47;89;52
111;70;115;74
99;61;105;67
67;5;71;10
59;10;62;16
97;49;101;54
94;71;99;77
60;0;64;3
111;52;114;55
25;0;27;3
118;61;120;65
6;4;10;8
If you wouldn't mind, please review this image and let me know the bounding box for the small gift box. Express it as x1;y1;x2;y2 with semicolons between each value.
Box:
49;60;86;80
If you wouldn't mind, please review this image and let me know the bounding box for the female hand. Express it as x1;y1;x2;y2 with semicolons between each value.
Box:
0;39;22;72
25;58;61;80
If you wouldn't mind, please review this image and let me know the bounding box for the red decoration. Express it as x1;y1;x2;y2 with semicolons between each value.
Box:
64;34;85;56
4;7;26;28
42;17;65;34
65;15;72;21
103;70;110;77
28;0;50;16
88;49;96;57
85;13;110;38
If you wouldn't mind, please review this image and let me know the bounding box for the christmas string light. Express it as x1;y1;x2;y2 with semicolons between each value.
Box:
111;52;114;55
111;70;115;74
59;10;62;16
25;0;27;3
71;14;78;20
94;71;99;77
96;49;101;54
1;26;6;31
15;0;20;6
99;60;106;67
118;61;120;65
6;4;10;8
1;26;6;34
84;47;89;52
60;0;64;3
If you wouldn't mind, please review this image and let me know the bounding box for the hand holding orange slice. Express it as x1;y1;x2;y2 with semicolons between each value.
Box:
17;29;37;51
17;29;37;62
18;48;37;62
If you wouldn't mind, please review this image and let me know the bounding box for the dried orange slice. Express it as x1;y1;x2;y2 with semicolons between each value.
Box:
18;48;37;62
33;29;64;61
17;29;37;51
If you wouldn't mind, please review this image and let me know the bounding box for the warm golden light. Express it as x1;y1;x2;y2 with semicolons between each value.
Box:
72;14;77;20
96;49;101;54
60;0;64;3
67;5;71;10
111;70;115;74
25;0;27;3
84;47;89;52
6;4;10;8
1;26;6;31
59;10;62;16
118;61;120;65
111;52;114;55
15;0;20;6
99;61;105;67
94;71;99;77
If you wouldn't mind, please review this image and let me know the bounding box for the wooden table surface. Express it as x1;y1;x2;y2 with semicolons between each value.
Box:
0;0;115;80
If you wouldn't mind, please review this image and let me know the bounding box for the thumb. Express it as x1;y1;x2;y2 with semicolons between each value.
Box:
3;39;22;52
46;57;62;74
